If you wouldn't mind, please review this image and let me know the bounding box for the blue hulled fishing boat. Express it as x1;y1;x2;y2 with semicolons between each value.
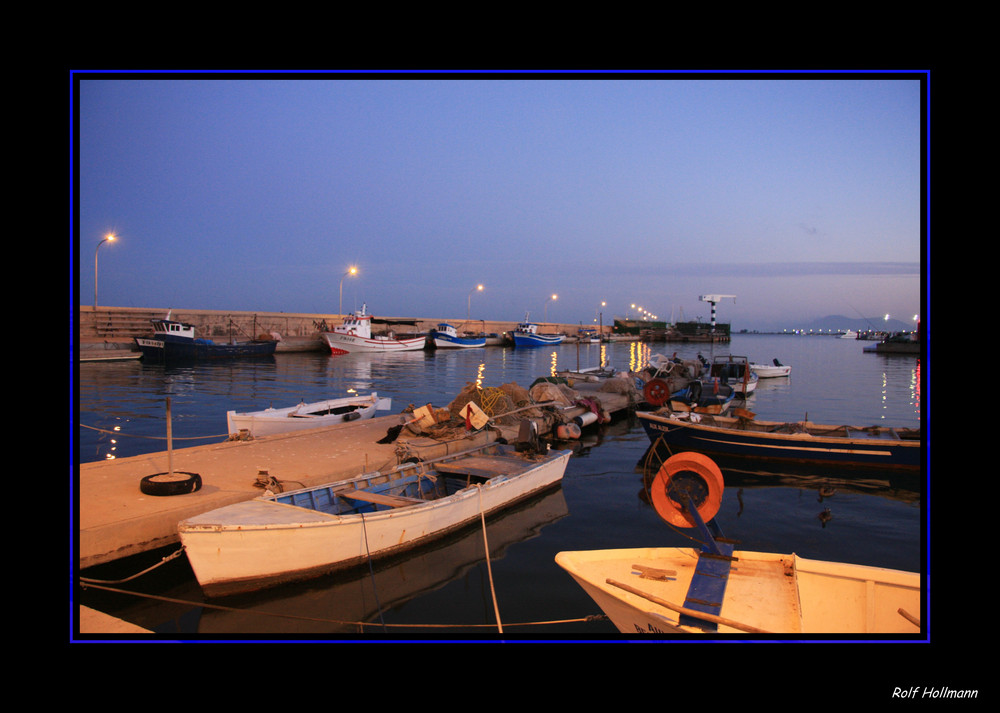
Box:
135;315;277;362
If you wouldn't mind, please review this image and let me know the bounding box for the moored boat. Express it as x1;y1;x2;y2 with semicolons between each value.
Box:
178;442;572;597
430;323;486;349
226;392;392;437
134;315;277;362
708;354;758;396
322;304;426;354
512;316;564;347
749;358;792;378
637;409;921;472
665;379;735;414
555;451;921;634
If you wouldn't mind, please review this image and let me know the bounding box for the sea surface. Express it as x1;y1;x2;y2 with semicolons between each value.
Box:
74;333;924;640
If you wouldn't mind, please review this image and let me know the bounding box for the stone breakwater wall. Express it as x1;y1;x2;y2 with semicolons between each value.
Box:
78;306;601;350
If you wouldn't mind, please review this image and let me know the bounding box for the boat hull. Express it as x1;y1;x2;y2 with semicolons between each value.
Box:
179;446;572;596
513;334;565;347
135;335;276;361
637;411;921;471
322;332;426;354
555;548;921;634
226;393;390;437
433;334;486;349
750;364;791;378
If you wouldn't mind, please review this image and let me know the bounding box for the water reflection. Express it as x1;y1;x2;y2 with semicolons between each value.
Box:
189;487;569;635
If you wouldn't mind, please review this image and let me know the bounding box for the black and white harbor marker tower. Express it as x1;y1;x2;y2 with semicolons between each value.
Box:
699;294;736;334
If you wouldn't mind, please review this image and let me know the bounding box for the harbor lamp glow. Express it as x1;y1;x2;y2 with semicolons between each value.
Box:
340;266;358;316
94;233;117;308
544;294;558;323
468;284;484;320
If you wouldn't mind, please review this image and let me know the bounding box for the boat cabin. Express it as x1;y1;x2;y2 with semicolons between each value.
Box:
150;319;196;340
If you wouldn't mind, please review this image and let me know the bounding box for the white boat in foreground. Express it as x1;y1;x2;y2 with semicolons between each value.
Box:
555;451;920;635
749;358;792;378
179;442;572;597
226;392;392;437
322;304;426;354
555;547;920;635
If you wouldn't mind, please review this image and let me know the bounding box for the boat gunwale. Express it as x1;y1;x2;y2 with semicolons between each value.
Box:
637;410;920;444
181;446;571;533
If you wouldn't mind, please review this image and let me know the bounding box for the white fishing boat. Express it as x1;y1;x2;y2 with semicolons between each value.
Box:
322;304;426;354
226;392;392;437
749;358;792;378
430;323;486;349
179;442;572;597
555;451;921;635
840;330;859;339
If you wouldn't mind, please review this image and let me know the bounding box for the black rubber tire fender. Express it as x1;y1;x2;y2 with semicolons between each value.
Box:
139;471;203;496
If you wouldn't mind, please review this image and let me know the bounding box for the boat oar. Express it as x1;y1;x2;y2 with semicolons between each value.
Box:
606;577;772;634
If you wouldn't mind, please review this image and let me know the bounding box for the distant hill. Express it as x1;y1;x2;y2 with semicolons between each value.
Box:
742;314;918;333
805;314;915;333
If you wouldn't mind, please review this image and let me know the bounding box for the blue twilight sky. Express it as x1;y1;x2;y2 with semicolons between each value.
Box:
74;72;925;332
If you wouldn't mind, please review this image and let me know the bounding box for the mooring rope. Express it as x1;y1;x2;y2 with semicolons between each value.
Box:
78;547;186;585
475;483;503;634
79;423;230;441
77;580;607;631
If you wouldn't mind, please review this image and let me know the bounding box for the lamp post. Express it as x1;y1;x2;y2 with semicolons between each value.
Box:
468;284;484;320
94;233;117;309
340;266;357;316
544;294;557;323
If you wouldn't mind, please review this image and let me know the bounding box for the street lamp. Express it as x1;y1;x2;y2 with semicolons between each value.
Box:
544;294;557;323
468;284;484;320
94;233;117;308
340;266;358;316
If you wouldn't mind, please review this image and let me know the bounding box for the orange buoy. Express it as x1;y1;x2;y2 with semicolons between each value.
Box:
643;378;671;406
649;451;724;528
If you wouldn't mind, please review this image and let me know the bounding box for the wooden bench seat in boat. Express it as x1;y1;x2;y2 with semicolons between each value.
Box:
337;489;423;508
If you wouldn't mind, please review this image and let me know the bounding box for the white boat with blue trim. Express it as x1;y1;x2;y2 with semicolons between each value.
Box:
430;323;486;349
512;316;564;347
179;441;572;597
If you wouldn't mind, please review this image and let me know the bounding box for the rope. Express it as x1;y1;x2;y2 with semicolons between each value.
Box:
360;512;387;632
475;483;503;634
77;580;608;631
79;423;230;441
78;547;186;585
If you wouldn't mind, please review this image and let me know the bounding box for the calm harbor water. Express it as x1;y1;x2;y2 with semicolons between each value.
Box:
74;334;924;640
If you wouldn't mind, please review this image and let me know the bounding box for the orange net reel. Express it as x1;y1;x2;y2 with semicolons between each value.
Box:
649;451;724;528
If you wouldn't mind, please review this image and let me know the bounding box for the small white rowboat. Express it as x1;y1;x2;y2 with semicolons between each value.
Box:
179;442;572;597
226;392;391;437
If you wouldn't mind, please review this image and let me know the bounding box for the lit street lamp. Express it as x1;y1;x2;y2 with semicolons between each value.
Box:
340;266;358;316
468;284;484;320
94;233;117;308
544;294;557;323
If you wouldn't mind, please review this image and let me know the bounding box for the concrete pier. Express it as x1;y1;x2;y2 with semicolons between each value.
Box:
78;414;418;568
78;389;637;570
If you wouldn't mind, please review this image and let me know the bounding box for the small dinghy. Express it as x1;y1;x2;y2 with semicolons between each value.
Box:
556;451;921;634
226;392;391;437
749;358;791;378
